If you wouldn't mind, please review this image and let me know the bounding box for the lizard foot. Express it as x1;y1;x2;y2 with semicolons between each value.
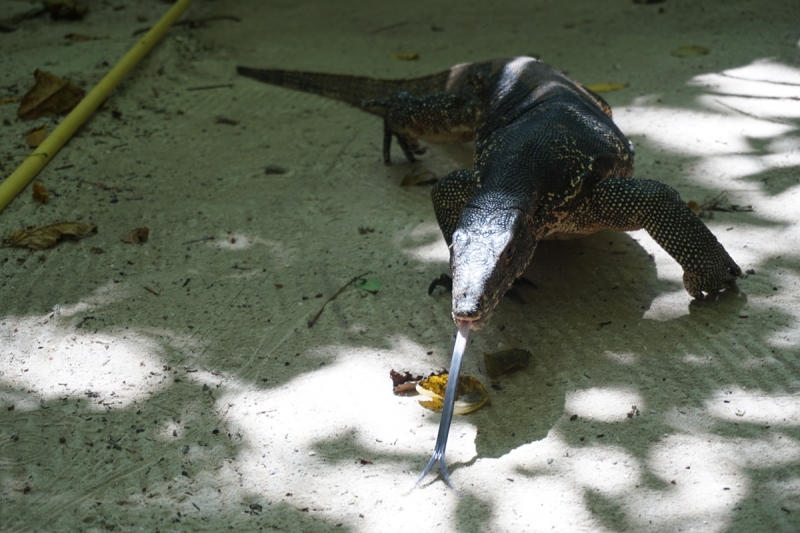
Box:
428;273;453;295
683;258;742;299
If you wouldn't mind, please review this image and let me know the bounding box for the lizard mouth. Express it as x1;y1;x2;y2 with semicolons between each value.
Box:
455;318;476;329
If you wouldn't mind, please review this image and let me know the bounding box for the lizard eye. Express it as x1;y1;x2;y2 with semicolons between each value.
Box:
504;246;515;264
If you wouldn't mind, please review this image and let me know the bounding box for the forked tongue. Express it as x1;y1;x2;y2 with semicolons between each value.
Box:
415;320;471;489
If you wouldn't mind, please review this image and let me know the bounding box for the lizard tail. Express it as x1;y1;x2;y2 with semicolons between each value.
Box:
236;66;452;116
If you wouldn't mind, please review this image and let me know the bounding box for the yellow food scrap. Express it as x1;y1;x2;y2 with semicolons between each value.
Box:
417;374;488;414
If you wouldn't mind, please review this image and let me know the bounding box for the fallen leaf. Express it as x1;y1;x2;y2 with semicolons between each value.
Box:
48;1;89;20
390;52;419;61
121;227;149;244
585;83;628;93
4;222;96;250
64;33;98;42
32;182;49;204
25;125;48;147
17;70;85;121
354;278;381;293
390;369;423;393
483;348;532;378
671;45;710;58
417;374;489;414
401;167;437;186
390;369;422;388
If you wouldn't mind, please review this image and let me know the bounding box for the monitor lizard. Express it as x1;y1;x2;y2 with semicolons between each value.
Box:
237;57;742;485
237;57;741;329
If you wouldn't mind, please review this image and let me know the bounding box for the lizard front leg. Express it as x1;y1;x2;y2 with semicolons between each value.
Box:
363;89;479;165
587;177;742;297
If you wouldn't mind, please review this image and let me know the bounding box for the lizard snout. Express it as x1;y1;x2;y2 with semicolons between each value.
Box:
452;291;487;320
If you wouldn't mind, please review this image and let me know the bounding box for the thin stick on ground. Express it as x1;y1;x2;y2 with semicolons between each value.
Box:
307;271;371;328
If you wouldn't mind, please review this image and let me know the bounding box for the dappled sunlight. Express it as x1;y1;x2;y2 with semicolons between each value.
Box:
643;287;692;322
394;221;449;264
565;386;645;423
0;283;172;410
615;60;800;223
3;49;800;531
217;336;477;460
0;316;171;410
602;350;638;365
683;353;715;365
704;389;800;426
692;59;800;119
616;106;792;159
204;337;479;529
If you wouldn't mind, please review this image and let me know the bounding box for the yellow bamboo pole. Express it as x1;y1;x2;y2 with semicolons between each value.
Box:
0;0;194;214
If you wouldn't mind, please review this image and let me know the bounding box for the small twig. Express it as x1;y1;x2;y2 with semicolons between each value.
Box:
720;72;800;87
143;286;160;296
186;84;234;91
713;99;792;126
307;271;370;328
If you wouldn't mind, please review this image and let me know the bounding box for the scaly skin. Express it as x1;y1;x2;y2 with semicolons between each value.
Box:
240;57;741;328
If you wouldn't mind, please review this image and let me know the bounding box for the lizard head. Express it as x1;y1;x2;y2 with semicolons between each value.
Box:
449;208;535;329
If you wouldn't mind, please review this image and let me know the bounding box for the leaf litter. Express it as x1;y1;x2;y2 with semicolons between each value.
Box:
32;182;49;204
120;227;150;244
4;222;96;250
17;70;84;120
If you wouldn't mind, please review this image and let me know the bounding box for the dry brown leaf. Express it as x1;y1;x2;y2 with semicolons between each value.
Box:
5;222;96;250
32;182;50;204
25;125;48;147
390;369;423;393
121;227;149;244
17;70;85;121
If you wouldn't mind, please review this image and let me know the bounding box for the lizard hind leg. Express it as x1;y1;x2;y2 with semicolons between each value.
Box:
364;91;424;165
364;89;479;165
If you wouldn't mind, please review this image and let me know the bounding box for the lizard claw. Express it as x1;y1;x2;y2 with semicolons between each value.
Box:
683;256;742;298
428;273;453;295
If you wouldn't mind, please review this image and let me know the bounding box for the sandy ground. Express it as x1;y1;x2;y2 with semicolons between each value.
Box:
1;0;799;531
